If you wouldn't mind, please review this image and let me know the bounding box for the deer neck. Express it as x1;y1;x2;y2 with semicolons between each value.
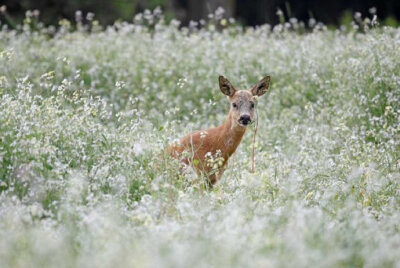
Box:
219;110;247;158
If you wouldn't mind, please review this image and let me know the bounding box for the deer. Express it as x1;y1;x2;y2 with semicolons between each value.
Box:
168;75;270;187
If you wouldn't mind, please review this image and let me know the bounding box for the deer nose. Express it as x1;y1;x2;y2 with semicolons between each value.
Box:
239;114;251;125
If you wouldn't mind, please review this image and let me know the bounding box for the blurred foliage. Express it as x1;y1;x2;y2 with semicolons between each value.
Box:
1;0;400;27
1;0;169;26
383;15;400;27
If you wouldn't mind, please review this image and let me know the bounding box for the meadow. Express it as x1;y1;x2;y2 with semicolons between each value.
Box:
0;9;399;267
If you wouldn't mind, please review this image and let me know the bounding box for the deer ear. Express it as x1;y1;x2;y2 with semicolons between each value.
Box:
251;76;270;96
219;76;236;97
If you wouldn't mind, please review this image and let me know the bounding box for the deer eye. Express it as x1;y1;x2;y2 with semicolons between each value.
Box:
232;103;237;109
251;102;255;108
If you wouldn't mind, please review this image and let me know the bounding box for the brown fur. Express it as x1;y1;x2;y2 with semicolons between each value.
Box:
168;75;270;186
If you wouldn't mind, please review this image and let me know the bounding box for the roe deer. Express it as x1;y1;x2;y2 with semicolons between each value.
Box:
168;75;270;186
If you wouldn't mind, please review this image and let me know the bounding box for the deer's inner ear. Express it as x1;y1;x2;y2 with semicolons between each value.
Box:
219;76;236;97
251;76;270;96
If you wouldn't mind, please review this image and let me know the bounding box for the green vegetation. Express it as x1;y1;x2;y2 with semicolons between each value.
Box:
0;10;399;267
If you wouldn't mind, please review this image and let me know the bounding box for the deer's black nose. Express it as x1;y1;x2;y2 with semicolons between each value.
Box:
239;115;251;125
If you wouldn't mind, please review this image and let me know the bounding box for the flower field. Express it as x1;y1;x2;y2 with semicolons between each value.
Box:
0;10;399;267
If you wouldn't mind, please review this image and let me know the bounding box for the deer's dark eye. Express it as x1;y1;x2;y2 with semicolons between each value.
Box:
251;102;255;108
232;103;237;108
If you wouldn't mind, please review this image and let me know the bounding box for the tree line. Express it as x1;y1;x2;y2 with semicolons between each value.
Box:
1;0;400;27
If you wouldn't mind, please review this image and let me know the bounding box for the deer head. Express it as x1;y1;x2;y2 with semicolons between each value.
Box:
219;75;270;127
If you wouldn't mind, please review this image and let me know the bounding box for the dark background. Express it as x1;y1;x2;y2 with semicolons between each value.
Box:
1;0;400;27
